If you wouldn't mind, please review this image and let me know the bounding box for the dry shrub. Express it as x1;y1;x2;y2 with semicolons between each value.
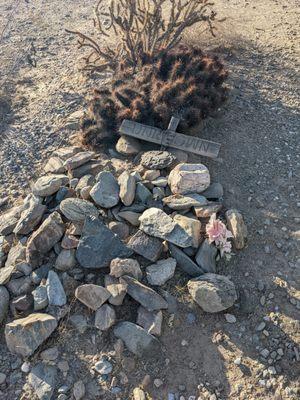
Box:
80;45;228;148
67;1;228;149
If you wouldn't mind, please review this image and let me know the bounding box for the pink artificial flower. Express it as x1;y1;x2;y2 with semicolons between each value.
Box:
206;213;233;257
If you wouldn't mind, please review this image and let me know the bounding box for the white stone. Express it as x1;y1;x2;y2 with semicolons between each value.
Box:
168;163;210;194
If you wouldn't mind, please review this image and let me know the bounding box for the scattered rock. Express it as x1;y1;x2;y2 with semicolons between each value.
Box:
108;221;129;240
141;151;176;170
46;271;67;306
95;304;116;331
0;286;9;323
7;276;32;296
14;195;46;235
188;273;237;313
40;347;59;361
146;258;176;286
121;275;168;311
135;182;152;204
118;171;136;206
0;243;27;284
201;183;224;199
75;284;110;310
76;217;133;268
225;313;236;323
137;307;163;336
116;135;141;155
70;160;103;179
114;321;161;357
32;175;68;196
64;151;94;170
195;239;218;273
55;249;76;271
107;282;127;306
118;210;141;226
5;313;57;356
0;373;6;384
128;230;163;261
28;362;57;400
139;208;193;248
225;209;248;249
0;205;24;235
168;243;204;277
73;380;85;400
143;169;160;181
110;258;142;280
167;148;188;163
194;203;222;218
94;358;113;375
168;163;210;194
163;193;207;210
44;157;65;174
26;212;65;267
32;285;48;311
60;198;98;222
173;214;201;248
90;171;120;208
152;177;168;187
69;314;88;334
53;146;82;160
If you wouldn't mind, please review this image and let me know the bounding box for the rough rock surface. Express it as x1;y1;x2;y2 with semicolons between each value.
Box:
90;171;120;208
114;321;161;357
139;208;193;248
121;275;168;311
140;151;176;170
168;163;210;194
0;286;9;323
225;209;248;249
168;243;204;277
75;284;110;311
60;198;98;222
32;174;68;196
95;304;116;331
137;307;163;336
28;362;57;400
118;171;136;206
173;214;201;248
116;135;141;155
5;313;58;356
188;273;238;313
76;217;133;269
13;194;46;235
127;231;163;262
26;212;65;266
146;258;176;286
195;239;218;273
46;271;67;306
163;193;207;210
110;258;142;280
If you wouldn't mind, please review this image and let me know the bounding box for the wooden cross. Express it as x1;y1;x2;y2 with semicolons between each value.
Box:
119;116;221;158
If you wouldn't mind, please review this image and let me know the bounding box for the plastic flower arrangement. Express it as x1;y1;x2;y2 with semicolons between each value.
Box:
206;213;233;258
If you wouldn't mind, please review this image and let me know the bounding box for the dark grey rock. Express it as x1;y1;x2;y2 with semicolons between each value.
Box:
69;160;103;179
28;363;57;400
168;243;204;277
201;183;224;199
76;217;133;269
114;321;161;357
135;182;152;204
140;151;176;170
120;275;168;311
0;205;24;236
0;286;9;323
163;193;207;210
0;242;26;285
127;230;163;262
137;306;162;336
7;276;32;296
195;239;218;273
60;198;98;222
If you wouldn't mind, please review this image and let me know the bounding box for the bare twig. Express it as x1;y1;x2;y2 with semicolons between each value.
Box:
66;0;220;72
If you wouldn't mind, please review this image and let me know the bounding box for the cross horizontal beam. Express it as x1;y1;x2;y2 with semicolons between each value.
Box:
119;119;221;158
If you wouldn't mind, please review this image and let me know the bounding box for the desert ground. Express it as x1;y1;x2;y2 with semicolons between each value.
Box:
0;0;299;399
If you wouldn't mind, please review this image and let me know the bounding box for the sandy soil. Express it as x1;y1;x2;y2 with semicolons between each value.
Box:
0;0;299;399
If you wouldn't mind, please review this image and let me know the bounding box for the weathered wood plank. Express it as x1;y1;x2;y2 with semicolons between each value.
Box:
119;119;221;158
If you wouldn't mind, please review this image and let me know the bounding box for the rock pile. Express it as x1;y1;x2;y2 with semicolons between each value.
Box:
0;145;247;365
